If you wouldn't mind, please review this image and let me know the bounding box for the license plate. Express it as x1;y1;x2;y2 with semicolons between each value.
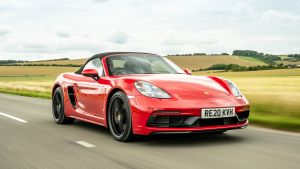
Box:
201;107;235;119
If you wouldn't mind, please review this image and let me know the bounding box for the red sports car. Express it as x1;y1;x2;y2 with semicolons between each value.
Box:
52;52;250;141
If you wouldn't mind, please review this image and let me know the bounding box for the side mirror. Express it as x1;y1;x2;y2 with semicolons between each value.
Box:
183;69;192;75
82;69;99;79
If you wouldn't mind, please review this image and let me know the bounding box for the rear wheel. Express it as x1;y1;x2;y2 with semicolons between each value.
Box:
108;91;133;142
52;87;74;124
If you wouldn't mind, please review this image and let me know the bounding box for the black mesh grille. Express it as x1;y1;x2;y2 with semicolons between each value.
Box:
147;115;241;128
237;110;249;121
198;117;238;126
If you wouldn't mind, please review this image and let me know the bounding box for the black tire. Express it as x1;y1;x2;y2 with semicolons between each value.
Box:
108;91;133;142
52;87;74;124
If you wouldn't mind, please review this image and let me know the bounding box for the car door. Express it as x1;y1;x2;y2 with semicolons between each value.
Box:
74;58;107;122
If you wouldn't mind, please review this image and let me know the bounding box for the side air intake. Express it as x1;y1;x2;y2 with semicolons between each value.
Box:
67;86;77;108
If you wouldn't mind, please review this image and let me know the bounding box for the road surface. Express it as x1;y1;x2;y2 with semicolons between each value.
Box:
0;93;299;169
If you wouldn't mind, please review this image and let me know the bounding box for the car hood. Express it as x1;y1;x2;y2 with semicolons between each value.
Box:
124;74;230;99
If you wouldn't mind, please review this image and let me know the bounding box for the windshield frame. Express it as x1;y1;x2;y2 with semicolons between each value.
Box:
104;53;185;76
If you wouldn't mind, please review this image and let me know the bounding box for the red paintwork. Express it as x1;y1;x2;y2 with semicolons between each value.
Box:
53;54;249;135
183;69;192;75
81;69;98;76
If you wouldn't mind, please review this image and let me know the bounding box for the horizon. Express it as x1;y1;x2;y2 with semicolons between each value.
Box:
0;50;293;62
0;50;296;62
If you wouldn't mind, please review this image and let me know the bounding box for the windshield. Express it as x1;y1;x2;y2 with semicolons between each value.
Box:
106;54;185;76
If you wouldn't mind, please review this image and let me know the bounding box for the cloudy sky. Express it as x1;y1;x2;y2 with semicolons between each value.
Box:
0;0;300;60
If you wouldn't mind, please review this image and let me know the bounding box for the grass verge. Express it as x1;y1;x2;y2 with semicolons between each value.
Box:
0;88;51;99
250;114;300;132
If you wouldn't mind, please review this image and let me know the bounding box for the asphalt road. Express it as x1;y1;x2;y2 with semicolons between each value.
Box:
0;93;299;169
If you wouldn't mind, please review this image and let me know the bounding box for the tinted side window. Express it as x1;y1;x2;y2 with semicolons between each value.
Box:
83;58;104;76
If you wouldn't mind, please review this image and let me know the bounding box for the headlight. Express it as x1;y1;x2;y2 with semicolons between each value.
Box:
226;80;242;97
134;81;171;99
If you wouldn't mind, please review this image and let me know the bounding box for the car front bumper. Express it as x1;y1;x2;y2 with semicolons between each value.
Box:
129;96;250;136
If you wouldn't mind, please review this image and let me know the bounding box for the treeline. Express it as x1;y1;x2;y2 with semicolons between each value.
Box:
0;60;27;65
32;58;69;62
193;63;299;72
169;53;207;56
0;58;69;65
0;63;81;67
284;54;300;62
168;53;229;56
232;50;281;64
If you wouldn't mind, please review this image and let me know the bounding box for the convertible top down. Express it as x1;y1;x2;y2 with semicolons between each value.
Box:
52;52;250;141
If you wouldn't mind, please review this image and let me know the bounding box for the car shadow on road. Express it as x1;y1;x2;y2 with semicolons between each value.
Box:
71;120;112;136
133;132;246;147
70;120;246;147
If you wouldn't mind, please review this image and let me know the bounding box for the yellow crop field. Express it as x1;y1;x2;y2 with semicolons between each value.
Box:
0;66;78;97
0;66;79;77
20;58;86;66
194;68;300;131
197;68;300;77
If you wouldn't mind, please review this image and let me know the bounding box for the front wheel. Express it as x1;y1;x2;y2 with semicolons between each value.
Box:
52;87;74;124
108;91;133;142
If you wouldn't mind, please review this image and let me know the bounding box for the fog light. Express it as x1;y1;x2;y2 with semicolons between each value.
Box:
236;105;250;112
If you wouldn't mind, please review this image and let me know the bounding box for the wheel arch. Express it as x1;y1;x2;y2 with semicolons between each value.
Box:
105;87;127;127
52;83;62;97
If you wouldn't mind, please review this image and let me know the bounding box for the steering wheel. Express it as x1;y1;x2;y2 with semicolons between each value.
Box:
114;69;137;75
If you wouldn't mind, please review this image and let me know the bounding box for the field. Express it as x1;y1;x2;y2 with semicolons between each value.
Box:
16;55;267;70
19;58;85;66
0;66;78;76
0;66;78;98
194;69;300;131
276;55;300;65
276;60;300;65
166;55;266;69
0;65;299;131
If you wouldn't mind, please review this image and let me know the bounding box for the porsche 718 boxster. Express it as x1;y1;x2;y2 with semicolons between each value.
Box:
52;52;250;141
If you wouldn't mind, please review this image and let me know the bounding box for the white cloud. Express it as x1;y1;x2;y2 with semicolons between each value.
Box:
161;30;217;46
55;27;72;38
262;9;300;22
162;30;188;46
0;0;300;60
93;0;108;3
109;31;130;44
0;26;11;37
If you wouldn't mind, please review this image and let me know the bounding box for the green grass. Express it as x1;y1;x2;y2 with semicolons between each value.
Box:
0;74;54;99
167;55;266;70
250;114;300;132
194;69;300;131
0;88;51;99
238;56;266;64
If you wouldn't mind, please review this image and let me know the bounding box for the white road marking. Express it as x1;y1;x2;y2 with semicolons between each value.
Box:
0;112;28;123
76;141;95;148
